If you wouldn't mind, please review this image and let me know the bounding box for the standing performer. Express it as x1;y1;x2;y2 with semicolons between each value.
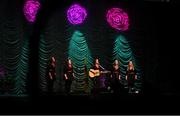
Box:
110;59;122;94
126;61;137;93
63;59;75;95
47;56;56;94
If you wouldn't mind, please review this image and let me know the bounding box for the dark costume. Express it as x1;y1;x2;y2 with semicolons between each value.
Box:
63;65;74;94
110;68;122;94
90;66;103;95
126;69;136;92
47;63;56;94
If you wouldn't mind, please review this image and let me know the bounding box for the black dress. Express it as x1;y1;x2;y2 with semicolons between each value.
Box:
47;64;56;94
63;65;74;94
110;68;121;93
126;69;136;88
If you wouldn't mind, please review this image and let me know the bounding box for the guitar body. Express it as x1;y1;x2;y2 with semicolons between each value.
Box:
89;69;111;78
89;69;100;78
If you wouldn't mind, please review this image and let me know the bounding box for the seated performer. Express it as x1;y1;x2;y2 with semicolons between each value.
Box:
47;56;56;94
110;59;122;94
63;59;75;95
125;61;137;93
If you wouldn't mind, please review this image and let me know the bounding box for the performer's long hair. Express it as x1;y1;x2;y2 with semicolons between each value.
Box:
51;56;55;63
113;59;119;70
94;58;100;69
127;61;135;71
67;58;72;68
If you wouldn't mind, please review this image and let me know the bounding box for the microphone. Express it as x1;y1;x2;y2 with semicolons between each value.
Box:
99;65;105;70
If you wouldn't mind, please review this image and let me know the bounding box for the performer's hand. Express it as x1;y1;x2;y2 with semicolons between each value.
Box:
50;76;53;80
135;75;137;80
49;73;53;80
73;73;75;80
64;74;68;80
119;76;121;80
125;76;127;80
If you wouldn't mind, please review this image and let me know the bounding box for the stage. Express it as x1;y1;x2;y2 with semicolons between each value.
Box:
0;0;179;114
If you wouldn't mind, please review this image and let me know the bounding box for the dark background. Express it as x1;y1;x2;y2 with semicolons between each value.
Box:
0;0;179;114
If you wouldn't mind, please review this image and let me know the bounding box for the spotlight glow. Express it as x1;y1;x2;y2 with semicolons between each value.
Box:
67;4;87;25
23;0;41;23
106;8;129;31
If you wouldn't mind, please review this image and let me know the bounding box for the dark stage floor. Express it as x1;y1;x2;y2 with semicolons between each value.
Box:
0;91;180;114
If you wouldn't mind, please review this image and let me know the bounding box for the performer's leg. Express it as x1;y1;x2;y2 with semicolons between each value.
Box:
91;80;95;94
127;82;130;93
65;80;72;94
65;80;69;94
47;79;53;94
50;80;53;93
131;81;135;92
91;78;97;95
114;84;118;94
68;80;72;93
128;82;133;93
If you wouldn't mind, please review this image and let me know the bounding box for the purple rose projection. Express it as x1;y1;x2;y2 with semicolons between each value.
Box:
106;8;129;31
23;0;41;23
67;4;87;25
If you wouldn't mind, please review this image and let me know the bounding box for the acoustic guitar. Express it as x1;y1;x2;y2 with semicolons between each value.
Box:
89;69;111;78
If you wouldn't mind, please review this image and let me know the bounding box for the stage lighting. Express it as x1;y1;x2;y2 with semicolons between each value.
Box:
23;0;41;23
67;4;87;25
106;8;129;31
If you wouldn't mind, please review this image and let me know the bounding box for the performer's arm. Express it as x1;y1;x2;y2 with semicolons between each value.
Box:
49;72;53;80
119;75;121;80
110;69;113;78
125;70;128;80
64;74;68;80
72;73;75;80
135;74;137;80
63;66;68;80
134;70;137;80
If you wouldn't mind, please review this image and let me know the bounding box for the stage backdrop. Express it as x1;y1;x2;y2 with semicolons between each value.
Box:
0;0;146;96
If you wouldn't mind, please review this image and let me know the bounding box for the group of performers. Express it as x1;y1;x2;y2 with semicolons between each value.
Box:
47;57;138;95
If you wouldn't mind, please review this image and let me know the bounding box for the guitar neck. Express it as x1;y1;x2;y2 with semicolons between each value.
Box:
100;71;111;73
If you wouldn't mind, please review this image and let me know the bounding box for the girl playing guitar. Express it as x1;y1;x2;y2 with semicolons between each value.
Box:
89;58;102;95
